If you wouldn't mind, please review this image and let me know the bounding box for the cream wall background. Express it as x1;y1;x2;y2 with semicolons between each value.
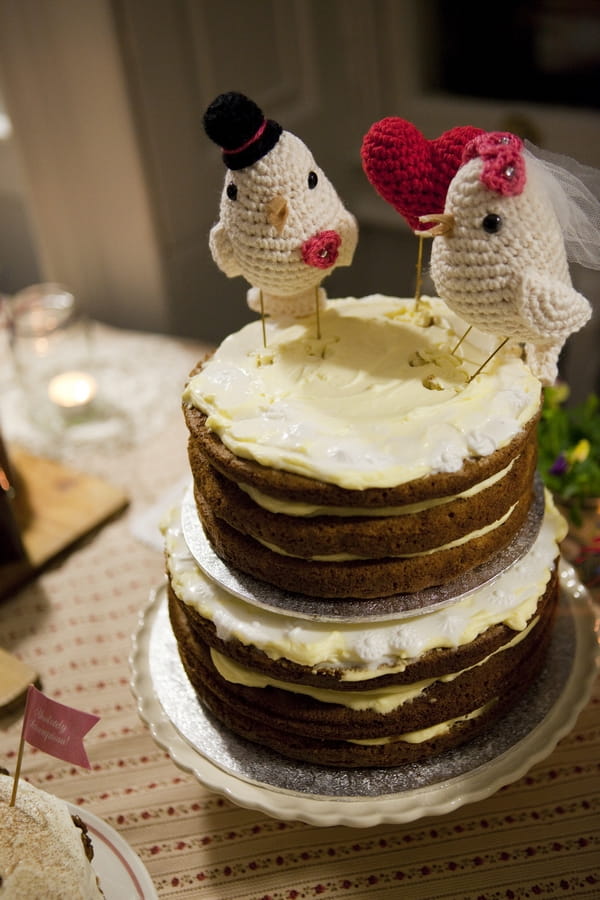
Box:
0;0;598;397
0;86;40;294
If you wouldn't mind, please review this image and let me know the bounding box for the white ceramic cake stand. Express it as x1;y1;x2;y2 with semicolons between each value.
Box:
130;563;599;828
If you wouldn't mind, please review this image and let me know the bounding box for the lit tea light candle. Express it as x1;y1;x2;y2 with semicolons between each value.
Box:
47;371;97;409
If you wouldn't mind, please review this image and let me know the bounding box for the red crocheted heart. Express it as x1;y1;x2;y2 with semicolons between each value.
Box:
361;119;484;231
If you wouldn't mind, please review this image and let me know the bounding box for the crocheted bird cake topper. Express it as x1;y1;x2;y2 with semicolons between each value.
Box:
421;132;592;385
204;92;358;334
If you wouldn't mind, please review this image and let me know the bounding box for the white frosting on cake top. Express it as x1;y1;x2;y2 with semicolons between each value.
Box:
0;775;103;899
183;296;541;490
164;494;566;677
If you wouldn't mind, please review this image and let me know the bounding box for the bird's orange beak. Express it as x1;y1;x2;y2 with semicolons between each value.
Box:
267;194;289;235
414;213;455;237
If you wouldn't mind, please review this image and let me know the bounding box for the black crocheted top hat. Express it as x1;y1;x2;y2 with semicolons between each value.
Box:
203;92;283;171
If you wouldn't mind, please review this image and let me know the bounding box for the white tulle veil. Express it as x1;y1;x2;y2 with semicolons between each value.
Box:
525;141;600;271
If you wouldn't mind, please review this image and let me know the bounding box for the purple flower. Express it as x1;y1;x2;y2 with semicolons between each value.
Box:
550;453;568;475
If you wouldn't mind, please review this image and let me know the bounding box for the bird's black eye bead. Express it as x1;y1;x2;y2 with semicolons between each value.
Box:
226;182;238;201
482;213;502;234
308;171;318;189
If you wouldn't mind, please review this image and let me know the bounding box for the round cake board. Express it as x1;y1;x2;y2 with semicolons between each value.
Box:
181;476;545;622
130;564;599;826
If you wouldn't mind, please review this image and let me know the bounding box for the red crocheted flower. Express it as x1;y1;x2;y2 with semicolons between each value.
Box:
301;230;341;269
462;132;526;197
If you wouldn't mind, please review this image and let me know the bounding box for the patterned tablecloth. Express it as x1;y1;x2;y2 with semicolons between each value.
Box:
1;328;599;899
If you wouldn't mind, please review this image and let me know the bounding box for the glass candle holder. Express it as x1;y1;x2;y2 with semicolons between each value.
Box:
9;283;97;436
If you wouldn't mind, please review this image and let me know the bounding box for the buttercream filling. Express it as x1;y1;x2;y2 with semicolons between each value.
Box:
238;458;517;517
209;619;535;713
183;296;541;490
163;492;566;675
347;703;492;745
254;503;517;561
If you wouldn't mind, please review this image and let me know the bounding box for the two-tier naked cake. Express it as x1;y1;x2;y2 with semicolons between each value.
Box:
162;94;583;768
164;293;566;767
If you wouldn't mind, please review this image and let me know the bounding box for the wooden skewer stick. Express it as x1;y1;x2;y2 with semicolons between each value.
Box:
315;286;322;341
414;234;424;309
468;336;510;382
259;290;267;348
9;681;35;807
10;722;26;806
451;325;472;355
413;215;454;310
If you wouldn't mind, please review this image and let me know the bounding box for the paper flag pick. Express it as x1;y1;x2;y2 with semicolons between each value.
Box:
22;685;99;769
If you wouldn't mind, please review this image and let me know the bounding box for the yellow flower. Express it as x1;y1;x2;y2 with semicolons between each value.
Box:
568;439;590;464
544;383;570;408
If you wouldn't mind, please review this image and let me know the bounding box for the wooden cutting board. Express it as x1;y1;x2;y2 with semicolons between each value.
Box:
0;446;128;600
0;647;39;712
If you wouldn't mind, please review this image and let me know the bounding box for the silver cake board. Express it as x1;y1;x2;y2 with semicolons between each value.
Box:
181;475;545;622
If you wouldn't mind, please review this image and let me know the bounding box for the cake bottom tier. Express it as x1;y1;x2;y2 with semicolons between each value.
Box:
167;569;558;768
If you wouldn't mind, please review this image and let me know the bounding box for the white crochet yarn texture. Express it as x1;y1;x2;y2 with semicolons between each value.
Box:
209;131;358;318
429;154;591;385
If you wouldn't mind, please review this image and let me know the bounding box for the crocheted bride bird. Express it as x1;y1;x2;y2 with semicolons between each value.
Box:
204;92;358;320
419;131;591;384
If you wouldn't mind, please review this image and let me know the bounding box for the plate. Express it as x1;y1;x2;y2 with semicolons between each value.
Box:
181;476;546;621
66;803;158;899
130;563;599;827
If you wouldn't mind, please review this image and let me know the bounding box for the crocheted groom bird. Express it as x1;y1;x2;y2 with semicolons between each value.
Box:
204;92;358;319
420;132;591;385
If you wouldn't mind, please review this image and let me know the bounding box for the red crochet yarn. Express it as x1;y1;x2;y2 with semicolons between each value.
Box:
301;230;341;269
462;131;526;197
361;118;484;231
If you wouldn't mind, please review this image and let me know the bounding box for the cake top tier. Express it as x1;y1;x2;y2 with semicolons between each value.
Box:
183;295;541;490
